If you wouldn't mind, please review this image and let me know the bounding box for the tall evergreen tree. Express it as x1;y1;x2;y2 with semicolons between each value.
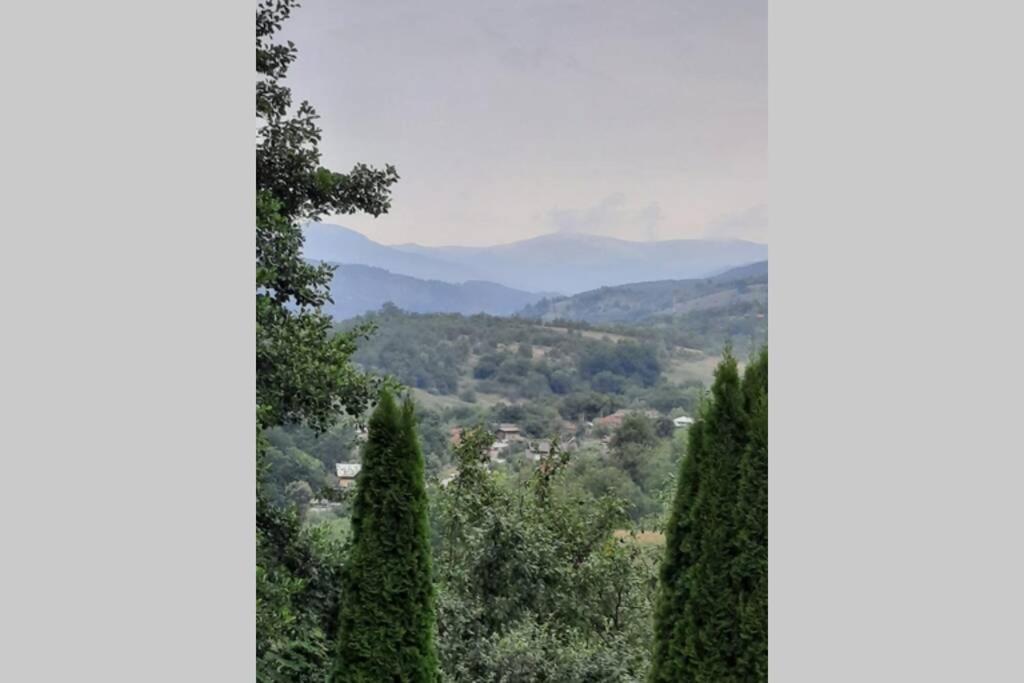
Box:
684;350;747;682
649;419;705;682
733;349;768;681
333;391;439;682
650;348;768;682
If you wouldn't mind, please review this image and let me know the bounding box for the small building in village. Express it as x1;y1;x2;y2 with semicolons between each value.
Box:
487;440;510;463
593;409;630;430
495;423;523;442
527;440;551;461
594;409;661;431
673;415;695;428
335;462;362;488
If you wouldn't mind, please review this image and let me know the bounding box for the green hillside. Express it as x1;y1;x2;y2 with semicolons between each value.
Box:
334;305;747;423
519;261;767;339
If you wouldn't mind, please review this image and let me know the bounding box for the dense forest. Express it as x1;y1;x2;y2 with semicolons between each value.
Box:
255;3;767;681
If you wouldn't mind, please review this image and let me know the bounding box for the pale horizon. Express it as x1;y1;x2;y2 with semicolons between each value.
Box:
309;220;768;249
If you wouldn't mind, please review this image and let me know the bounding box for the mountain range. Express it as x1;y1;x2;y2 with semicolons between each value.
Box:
316;263;549;320
302;223;767;296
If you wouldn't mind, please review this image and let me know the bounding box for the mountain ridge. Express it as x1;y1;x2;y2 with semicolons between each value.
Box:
518;260;768;325
303;223;767;295
314;262;549;320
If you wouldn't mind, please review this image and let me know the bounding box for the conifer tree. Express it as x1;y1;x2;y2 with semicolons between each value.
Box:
733;349;768;681
650;348;768;682
649;419;704;682
333;391;439;682
684;350;747;681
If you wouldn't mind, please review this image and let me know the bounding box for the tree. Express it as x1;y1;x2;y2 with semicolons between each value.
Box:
733;348;768;681
256;0;399;433
654;416;676;439
611;413;658;451
255;1;400;679
608;413;658;485
649;348;767;682
649;423;702;682
682;351;747;682
434;430;656;682
285;480;315;518
333;391;439;682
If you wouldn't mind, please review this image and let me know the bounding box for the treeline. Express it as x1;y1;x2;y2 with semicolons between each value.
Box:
345;305;665;399
341;306;704;427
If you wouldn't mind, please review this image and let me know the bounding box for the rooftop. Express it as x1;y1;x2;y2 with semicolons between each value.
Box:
336;463;362;478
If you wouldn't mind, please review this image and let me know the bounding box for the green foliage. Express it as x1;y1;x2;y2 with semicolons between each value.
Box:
433;433;659;682
255;2;401;679
261;444;328;506
285;480;315;517
609;413;659;485
612;414;659;452
519;265;768;356
558;391;624;421
344;309;670;405
257;193;383;432
645;382;701;415
649;348;768;682
580;341;662;388
334;391;439;682
733;348;768;681
257;482;348;683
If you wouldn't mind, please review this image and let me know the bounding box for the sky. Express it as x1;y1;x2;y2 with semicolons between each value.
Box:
278;0;767;247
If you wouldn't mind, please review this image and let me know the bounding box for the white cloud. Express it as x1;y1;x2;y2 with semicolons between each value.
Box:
546;194;663;240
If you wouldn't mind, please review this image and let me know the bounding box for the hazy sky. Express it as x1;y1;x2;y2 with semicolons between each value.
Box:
279;0;766;246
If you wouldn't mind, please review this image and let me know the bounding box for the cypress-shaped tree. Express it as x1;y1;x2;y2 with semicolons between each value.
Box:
733;348;768;681
649;417;705;682
333;391;439;682
685;350;747;682
650;349;758;682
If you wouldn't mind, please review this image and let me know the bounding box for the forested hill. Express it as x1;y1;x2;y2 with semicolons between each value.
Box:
519;260;767;326
336;306;743;418
317;262;548;318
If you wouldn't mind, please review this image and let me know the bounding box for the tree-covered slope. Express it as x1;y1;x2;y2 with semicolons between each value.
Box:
519;261;767;326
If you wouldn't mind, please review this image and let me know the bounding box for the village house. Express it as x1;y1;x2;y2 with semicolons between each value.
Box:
594;409;661;430
495;423;523;442
593;409;629;430
487;440;510;463
527;439;551;461
673;415;695;428
335;462;362;488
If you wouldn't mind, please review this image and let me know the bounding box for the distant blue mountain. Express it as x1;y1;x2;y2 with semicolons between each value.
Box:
315;263;548;320
302;223;489;284
303;224;767;296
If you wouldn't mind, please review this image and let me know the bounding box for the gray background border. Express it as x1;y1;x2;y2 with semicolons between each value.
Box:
2;0;1022;680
